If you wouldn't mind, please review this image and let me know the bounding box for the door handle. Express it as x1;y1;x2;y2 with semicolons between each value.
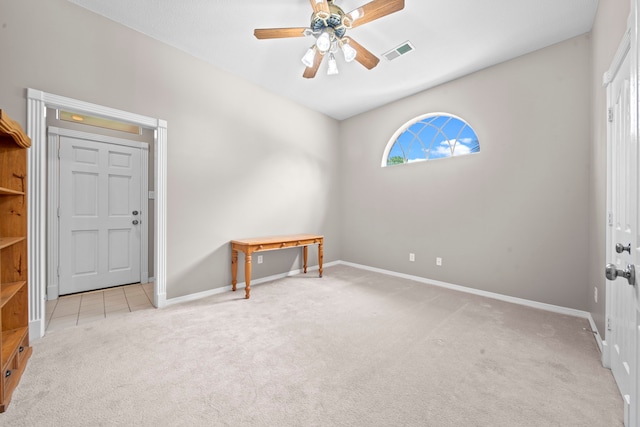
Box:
132;220;139;225
616;243;631;254
605;263;636;286
132;210;139;216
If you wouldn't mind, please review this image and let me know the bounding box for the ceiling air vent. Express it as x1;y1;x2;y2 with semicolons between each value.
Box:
383;41;415;61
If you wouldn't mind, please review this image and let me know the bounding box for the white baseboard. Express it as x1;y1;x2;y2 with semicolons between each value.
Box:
30;319;45;340
586;313;603;353
47;285;58;301
154;292;167;309
164;261;340;307
602;340;611;368
163;259;604;353
339;260;594;320
165;284;231;307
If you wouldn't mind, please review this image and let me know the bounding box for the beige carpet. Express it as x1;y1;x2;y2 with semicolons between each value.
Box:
3;265;622;426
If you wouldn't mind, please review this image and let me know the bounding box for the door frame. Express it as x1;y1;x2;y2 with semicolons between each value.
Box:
603;6;639;426
26;89;168;339
47;126;149;299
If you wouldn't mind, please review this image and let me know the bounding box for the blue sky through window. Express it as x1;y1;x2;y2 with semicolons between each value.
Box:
385;114;480;166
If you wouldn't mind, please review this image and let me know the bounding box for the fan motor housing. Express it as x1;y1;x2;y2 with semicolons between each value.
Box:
311;3;350;38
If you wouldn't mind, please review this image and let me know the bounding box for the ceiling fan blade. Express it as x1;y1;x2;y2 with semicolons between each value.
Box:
347;0;405;29
309;0;330;14
303;51;324;79
254;28;308;39
344;37;380;70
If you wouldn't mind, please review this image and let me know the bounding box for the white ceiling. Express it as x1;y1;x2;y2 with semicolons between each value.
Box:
67;0;598;120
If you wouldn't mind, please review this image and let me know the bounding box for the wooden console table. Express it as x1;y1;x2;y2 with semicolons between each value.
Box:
231;234;324;299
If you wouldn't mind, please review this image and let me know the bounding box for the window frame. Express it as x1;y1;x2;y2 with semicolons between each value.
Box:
381;112;479;167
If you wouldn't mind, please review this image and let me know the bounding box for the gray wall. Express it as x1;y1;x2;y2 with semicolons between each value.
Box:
340;35;591;310
0;0;342;299
588;1;630;333
0;0;628;319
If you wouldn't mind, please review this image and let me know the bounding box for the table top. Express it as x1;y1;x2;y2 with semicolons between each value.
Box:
231;234;323;246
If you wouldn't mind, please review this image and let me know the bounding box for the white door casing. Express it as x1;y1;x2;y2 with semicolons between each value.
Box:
56;132;146;295
605;25;639;427
27;89;168;340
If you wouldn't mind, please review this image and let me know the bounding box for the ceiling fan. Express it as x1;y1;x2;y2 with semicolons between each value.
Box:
254;0;405;78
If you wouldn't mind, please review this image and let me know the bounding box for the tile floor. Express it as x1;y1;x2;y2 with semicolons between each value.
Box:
45;283;155;332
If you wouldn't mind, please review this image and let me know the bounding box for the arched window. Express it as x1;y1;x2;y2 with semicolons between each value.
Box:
382;113;480;167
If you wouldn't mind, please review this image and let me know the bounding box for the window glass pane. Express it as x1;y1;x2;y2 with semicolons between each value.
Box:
384;113;480;167
408;121;428;134
407;139;426;162
387;143;406;165
430;139;453;159
443;119;464;138
430;115;449;128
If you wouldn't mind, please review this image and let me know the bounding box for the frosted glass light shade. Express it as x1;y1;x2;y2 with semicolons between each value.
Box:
342;42;357;62
316;31;331;52
301;48;316;67
327;53;339;75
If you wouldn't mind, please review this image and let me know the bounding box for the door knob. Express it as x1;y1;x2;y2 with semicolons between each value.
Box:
132;220;139;225
605;263;636;286
616;243;631;254
132;210;139;216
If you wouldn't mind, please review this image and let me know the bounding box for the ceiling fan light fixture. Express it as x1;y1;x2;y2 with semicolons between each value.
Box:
327;53;339;75
301;47;317;68
316;30;332;52
254;0;406;79
341;41;357;62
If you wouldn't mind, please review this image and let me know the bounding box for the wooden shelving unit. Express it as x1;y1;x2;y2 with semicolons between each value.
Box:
0;188;23;196
0;109;32;413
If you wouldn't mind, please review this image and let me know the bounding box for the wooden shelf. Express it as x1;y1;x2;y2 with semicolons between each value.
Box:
0;327;27;371
0;109;31;412
0;282;26;309
0;237;25;250
0;187;24;196
0;111;30;149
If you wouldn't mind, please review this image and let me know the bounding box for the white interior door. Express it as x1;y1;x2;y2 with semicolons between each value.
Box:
58;135;142;295
606;37;639;427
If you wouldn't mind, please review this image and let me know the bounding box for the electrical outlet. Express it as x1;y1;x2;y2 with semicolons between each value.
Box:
409;253;415;262
436;257;442;266
594;286;598;303
257;255;263;264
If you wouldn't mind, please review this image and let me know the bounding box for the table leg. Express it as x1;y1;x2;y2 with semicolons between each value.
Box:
303;246;308;274
244;253;252;299
318;241;323;278
231;249;238;291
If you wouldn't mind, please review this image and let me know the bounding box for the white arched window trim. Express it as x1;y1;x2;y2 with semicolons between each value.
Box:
381;112;478;167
